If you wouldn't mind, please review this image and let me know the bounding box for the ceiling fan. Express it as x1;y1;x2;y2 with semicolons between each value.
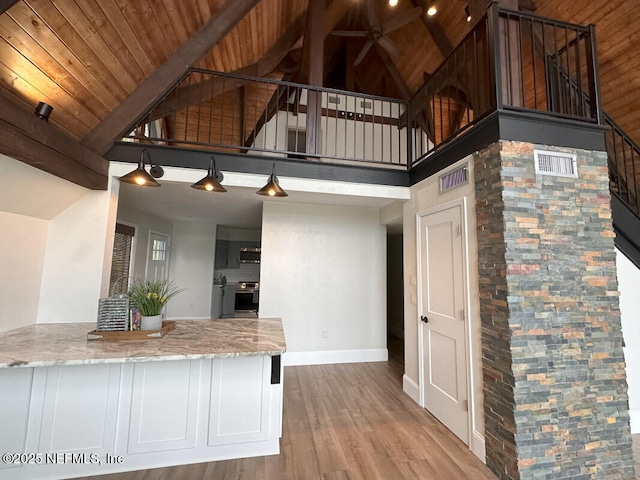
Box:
332;0;423;66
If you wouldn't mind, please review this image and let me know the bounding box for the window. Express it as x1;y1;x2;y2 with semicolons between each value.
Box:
152;239;166;261
109;223;135;296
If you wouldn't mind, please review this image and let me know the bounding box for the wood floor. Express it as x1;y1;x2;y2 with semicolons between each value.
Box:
79;337;640;480
78;336;493;480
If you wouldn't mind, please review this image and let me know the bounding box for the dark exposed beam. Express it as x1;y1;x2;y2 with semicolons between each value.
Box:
303;0;325;155
81;0;260;155
243;75;294;148
0;90;108;190
410;0;453;57
0;0;18;15
150;10;309;121
107;142;410;187
374;44;411;100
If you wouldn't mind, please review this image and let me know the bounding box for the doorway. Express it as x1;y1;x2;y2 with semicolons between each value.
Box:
146;231;170;281
417;200;470;444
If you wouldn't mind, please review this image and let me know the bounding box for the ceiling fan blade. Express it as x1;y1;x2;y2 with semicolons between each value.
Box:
354;39;375;66
366;0;380;28
377;35;401;57
382;7;423;35
331;30;369;37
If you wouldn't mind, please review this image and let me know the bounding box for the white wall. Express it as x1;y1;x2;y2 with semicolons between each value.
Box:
403;156;485;459
0;212;48;332
37;185;116;324
167;222;217;319
617;248;640;433
116;205;174;281
260;202;387;365
0;154;93;331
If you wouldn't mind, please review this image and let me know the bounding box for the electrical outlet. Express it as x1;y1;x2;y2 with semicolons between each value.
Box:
322;329;328;338
410;292;417;305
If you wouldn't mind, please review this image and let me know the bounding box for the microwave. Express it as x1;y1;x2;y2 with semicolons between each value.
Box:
239;247;261;263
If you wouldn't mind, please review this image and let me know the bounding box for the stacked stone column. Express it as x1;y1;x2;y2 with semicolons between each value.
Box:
475;140;635;479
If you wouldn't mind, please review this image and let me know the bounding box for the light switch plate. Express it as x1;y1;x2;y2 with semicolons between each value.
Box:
410;275;417;286
410;292;417;305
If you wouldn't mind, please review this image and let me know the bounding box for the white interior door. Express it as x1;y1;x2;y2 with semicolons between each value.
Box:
146;232;169;281
418;203;469;444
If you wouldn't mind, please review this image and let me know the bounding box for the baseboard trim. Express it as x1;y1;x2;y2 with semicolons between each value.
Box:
403;374;421;406
282;349;388;366
630;409;639;434
471;430;486;463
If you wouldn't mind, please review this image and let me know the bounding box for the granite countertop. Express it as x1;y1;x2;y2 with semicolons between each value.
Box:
0;318;286;368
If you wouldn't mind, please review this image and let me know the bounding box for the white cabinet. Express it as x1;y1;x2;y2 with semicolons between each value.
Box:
208;356;270;446
36;364;121;454
0;368;32;473
127;360;201;454
0;355;282;479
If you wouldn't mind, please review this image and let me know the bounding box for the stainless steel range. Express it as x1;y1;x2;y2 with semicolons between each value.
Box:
235;281;259;316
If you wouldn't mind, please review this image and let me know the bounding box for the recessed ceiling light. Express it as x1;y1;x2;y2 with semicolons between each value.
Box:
427;1;437;15
389;0;398;6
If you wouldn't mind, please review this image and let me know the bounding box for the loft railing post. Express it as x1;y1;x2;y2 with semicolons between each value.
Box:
406;101;413;169
585;24;603;124
487;2;502;110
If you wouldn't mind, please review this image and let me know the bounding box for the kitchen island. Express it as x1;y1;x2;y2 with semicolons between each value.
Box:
0;318;286;480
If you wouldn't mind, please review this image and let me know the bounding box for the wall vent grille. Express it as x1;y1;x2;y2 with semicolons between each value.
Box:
328;95;341;105
439;164;468;192
360;100;372;110
534;150;577;178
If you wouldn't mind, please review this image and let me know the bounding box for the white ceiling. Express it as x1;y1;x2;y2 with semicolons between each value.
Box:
0;154;87;220
118;179;405;229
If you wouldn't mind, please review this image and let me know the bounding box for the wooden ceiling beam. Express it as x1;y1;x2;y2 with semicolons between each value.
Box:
139;10;308;125
80;0;260;156
303;0;325;155
0;0;17;15
0;90;108;190
374;44;411;99
410;0;453;57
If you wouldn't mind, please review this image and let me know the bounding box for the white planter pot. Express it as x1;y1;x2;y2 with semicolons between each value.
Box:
140;315;162;331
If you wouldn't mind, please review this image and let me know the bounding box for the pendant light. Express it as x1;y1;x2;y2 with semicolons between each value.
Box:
119;149;160;187
256;163;288;197
191;156;227;192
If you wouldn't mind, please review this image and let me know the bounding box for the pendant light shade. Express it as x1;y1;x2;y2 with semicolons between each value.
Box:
191;156;227;192
119;149;160;187
256;163;288;197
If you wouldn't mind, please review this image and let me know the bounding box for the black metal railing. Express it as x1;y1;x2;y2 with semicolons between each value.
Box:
409;4;601;167
125;70;410;168
605;115;640;217
124;5;602;173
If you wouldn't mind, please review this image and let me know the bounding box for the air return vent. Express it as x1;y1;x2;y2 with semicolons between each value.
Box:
360;100;372;110
439;164;468;192
534;149;577;178
327;95;341;105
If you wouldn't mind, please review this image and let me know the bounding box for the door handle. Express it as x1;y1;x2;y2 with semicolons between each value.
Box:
421;315;429;324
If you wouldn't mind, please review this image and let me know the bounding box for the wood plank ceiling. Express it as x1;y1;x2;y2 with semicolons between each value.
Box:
0;0;639;160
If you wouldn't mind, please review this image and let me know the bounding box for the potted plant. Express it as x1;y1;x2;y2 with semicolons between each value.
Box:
128;278;185;330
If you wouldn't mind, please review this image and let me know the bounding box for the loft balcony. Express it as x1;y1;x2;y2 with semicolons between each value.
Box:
108;5;607;187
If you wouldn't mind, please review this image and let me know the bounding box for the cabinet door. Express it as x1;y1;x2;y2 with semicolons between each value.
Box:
214;240;229;268
227;241;241;269
128;360;201;454
38;364;121;454
208;356;270;446
0;368;32;473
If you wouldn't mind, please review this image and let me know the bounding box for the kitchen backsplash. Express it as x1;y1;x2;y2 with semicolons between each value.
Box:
215;262;260;284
